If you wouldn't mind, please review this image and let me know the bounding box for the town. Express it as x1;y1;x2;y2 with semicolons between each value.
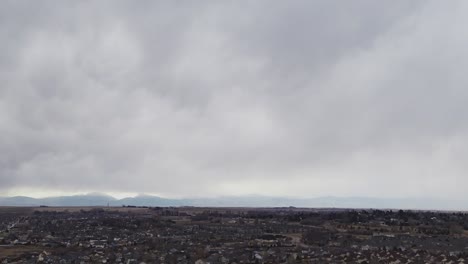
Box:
1;206;468;263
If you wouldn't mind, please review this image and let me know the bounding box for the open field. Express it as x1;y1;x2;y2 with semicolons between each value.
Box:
2;206;468;263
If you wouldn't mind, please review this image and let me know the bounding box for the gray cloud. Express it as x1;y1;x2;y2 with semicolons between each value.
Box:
1;0;467;200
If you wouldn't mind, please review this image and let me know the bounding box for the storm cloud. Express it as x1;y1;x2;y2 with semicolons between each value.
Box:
1;1;468;200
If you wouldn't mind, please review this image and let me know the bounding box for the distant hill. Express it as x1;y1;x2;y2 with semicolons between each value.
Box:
0;194;464;210
0;194;116;206
113;194;188;207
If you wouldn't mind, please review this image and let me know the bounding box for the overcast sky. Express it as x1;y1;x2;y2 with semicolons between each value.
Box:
1;1;468;200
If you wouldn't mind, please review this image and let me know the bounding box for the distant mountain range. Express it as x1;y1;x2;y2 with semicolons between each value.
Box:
0;194;465;210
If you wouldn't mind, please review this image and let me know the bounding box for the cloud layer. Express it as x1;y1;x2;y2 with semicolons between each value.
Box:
1;1;468;200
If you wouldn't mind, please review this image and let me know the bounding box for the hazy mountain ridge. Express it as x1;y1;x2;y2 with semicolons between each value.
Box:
0;194;465;210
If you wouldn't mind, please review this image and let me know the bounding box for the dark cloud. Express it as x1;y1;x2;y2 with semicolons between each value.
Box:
1;0;467;200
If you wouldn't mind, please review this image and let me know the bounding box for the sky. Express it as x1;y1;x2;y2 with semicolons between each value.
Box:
1;1;468;201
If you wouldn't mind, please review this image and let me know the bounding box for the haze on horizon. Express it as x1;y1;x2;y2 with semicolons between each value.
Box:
1;1;468;206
